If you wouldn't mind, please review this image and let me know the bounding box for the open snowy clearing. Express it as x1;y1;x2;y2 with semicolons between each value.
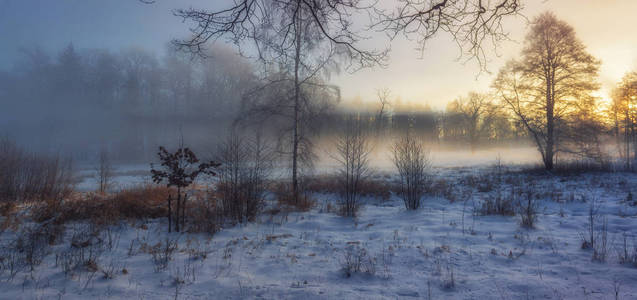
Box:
1;168;637;299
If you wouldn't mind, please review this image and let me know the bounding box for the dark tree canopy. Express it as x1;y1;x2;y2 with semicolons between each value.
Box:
151;146;220;189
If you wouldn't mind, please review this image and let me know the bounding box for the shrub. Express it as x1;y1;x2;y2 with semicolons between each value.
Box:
341;245;376;277
479;189;516;216
517;192;538;228
215;132;272;223
391;134;431;210
618;233;637;267
332;117;372;217
187;192;222;234
149;237;179;272
0;137;75;204
272;181;315;212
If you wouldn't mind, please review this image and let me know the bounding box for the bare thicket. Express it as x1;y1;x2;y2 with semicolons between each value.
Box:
392;133;431;210
95;148;114;193
494;12;602;170
332;116;372;217
0;137;75;204
151;146;220;232
215;131;272;224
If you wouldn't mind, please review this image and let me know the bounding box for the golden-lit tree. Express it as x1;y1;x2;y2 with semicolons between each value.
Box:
610;72;637;170
493;12;601;170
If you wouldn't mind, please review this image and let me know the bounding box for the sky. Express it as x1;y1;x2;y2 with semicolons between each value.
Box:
1;0;636;110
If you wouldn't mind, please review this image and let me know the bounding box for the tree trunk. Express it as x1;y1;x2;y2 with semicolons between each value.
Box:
292;10;302;203
545;65;555;171
626;111;631;170
175;188;181;232
168;193;172;233
182;193;187;230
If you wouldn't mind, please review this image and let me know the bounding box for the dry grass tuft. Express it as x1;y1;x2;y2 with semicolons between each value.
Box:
32;184;174;226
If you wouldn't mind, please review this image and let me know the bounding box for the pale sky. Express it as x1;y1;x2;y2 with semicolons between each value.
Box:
1;0;635;110
335;0;637;109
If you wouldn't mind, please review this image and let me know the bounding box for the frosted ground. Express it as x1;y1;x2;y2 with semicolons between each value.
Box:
2;147;637;299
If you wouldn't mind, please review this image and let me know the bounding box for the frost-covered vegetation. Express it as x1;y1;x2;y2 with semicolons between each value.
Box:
1;158;637;299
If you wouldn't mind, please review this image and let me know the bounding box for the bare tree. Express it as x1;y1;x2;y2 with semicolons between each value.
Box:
333;116;372;217
493;12;601;170
95;148;113;194
174;0;387;203
392;133;431;210
375;88;392;133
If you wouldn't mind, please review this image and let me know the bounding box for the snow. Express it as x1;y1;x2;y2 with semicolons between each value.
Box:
2;168;637;299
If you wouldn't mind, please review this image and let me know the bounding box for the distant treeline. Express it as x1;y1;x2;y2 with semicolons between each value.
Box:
0;44;531;163
324;93;527;149
0;44;256;161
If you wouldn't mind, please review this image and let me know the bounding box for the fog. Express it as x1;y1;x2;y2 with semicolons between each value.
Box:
0;41;542;168
0;44;255;162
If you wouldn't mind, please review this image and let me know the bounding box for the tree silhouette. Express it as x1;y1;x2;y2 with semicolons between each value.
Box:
151;146;220;232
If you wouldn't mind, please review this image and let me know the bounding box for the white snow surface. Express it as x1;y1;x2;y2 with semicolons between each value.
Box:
1;168;637;299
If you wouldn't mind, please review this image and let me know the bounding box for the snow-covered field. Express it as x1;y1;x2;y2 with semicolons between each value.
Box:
2;165;637;299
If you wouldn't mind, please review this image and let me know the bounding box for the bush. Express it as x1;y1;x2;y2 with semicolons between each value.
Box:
187;192;222;234
618;233;637;267
215;132;271;223
341;245;376;277
0;137;75;204
272;181;315;212
517;192;538;228
479;189;516;216
332;117;372;217
391;134;431;210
